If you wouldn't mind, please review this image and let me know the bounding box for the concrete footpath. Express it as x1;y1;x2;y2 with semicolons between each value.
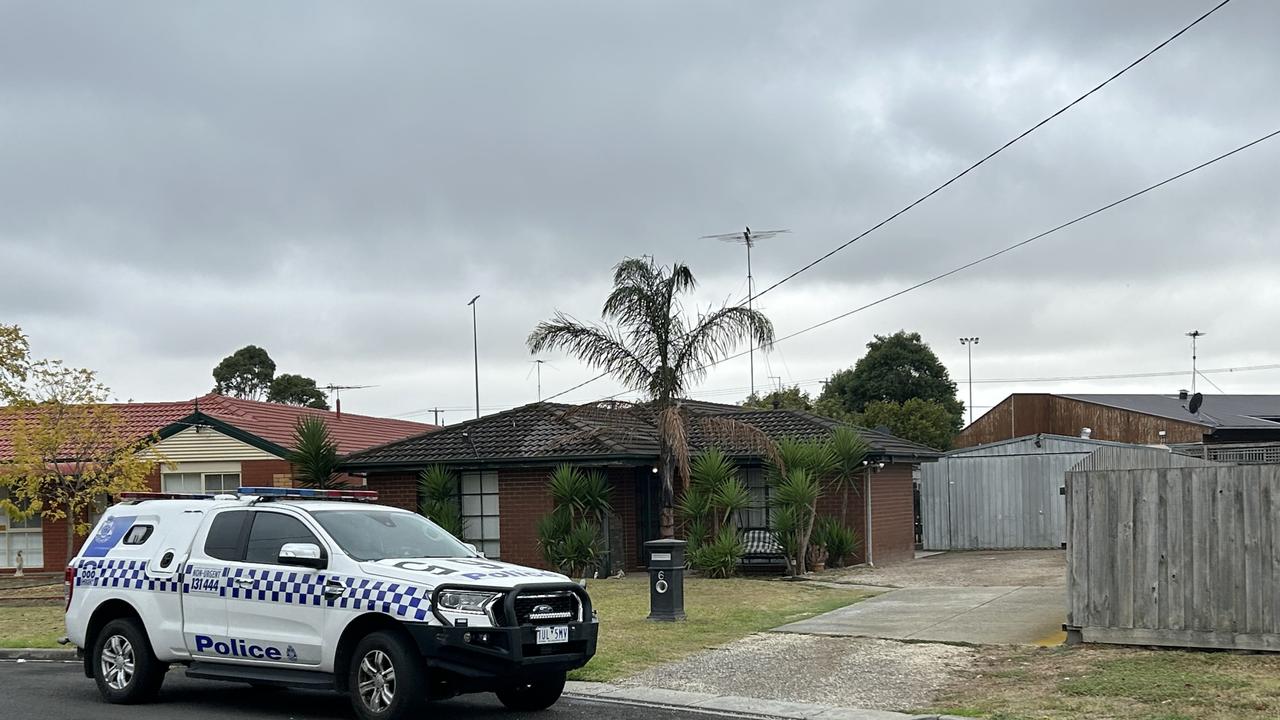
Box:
774;586;1065;646
566;681;968;720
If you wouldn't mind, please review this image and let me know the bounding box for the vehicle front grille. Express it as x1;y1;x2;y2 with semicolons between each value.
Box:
513;591;579;625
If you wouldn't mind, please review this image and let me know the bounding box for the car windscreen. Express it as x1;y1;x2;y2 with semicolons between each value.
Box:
310;509;475;562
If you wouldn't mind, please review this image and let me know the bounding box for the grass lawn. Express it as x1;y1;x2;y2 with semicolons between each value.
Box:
928;644;1280;720
571;576;868;682
0;606;64;648
0;577;868;680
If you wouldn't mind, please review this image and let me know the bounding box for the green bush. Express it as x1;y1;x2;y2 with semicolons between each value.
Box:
689;527;744;578
417;464;464;538
813;517;860;568
536;464;613;578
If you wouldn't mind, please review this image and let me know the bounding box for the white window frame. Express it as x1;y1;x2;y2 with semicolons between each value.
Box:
0;494;43;569
161;471;242;494
459;470;500;559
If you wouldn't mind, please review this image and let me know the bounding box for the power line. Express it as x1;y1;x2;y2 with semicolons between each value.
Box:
604;127;1279;401
747;0;1235;305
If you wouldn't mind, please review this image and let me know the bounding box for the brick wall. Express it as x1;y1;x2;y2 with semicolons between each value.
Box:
241;459;295;488
497;468;556;569
365;472;419;511
866;463;916;565
815;477;868;566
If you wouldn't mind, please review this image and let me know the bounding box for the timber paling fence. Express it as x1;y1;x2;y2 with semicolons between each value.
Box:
1066;465;1280;651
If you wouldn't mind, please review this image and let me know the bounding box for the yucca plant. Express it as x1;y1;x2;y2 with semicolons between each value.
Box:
289;416;341;489
680;447;752;577
417;464;464;538
770;467;822;575
537;465;613;578
692;527;745;579
829;426;871;526
814;516;860;568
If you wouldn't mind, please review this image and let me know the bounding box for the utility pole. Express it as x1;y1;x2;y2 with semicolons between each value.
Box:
1186;329;1205;394
431;408;442;425
701;226;790;397
959;338;979;426
468;295;480;419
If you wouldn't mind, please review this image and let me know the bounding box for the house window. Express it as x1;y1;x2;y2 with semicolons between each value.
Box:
162;472;242;494
459;470;499;559
0;495;42;569
741;467;770;529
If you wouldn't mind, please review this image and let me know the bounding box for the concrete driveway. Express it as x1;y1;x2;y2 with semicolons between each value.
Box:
773;585;1064;645
775;550;1067;646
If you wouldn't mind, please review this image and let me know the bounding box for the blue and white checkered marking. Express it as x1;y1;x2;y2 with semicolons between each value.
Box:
77;558;434;622
75;558;181;593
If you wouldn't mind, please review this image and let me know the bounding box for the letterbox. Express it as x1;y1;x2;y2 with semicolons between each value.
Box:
645;538;686;622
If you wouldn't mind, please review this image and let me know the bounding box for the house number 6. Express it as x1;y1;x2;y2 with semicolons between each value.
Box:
655;570;668;594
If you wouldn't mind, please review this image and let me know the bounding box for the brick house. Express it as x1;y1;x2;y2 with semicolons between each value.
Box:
340;401;940;572
0;393;435;570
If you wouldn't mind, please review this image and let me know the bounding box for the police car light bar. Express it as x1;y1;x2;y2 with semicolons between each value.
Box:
118;492;216;501
236;487;379;502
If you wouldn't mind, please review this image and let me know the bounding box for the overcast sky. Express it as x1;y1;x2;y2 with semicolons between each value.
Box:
2;0;1277;426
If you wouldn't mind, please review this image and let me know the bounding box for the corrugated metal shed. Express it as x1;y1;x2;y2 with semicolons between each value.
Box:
921;434;1225;550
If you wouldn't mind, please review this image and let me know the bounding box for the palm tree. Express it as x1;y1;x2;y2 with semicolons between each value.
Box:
528;256;774;538
289;416;341;489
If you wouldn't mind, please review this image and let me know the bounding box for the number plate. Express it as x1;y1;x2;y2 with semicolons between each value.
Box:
535;625;569;645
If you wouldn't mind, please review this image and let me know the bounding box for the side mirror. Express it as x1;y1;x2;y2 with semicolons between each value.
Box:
464;542;484;558
278;542;326;570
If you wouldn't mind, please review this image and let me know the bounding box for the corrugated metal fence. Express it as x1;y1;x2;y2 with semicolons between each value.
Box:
922;436;1222;551
1066;465;1280;651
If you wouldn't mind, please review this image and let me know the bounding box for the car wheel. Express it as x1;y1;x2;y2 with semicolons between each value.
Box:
91;618;167;704
495;672;566;712
347;631;426;720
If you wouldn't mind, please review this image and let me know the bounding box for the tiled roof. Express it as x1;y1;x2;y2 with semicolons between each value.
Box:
0;394;435;459
342;401;941;468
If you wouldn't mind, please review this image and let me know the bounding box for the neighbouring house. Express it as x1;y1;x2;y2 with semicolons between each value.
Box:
0;393;435;570
340;400;941;573
956;392;1280;456
920;434;1224;552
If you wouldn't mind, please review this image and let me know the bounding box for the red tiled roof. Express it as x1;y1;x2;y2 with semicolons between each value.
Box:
0;394;436;459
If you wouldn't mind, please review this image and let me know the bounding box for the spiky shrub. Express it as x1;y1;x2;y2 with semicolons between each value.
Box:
769;466;822;575
689;528;744;579
536;465;613;578
828;426;871;526
417;464;464;538
680;447;751;577
289;416;341;489
814;517;861;568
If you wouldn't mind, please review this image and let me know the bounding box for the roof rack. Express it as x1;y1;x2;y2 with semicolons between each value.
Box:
118;492;216;502
236;487;379;503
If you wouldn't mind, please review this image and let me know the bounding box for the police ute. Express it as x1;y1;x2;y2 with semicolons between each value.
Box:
63;487;598;719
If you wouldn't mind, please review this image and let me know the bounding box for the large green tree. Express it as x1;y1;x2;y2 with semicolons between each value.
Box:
818;331;964;435
268;373;330;409
212;345;277;400
528;257;774;538
741;385;813;411
861;398;956;450
0;324;30;404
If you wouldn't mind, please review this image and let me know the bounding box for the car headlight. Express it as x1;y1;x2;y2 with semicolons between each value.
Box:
436;590;501;615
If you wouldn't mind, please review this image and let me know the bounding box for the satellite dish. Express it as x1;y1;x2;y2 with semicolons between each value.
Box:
1188;392;1204;415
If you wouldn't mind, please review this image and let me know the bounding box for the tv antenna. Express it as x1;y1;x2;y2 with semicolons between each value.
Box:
322;384;376;419
1185;330;1205;394
700;226;790;396
527;359;554;401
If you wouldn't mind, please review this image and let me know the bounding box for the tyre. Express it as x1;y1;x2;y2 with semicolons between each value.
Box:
495;672;566;712
346;630;426;720
91;617;167;704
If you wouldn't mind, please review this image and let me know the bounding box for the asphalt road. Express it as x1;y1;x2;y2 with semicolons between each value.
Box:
0;661;716;720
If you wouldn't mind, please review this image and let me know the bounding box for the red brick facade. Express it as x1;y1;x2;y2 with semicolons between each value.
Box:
365;461;919;572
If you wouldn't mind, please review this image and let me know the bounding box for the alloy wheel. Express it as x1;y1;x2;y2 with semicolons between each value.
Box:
356;649;397;713
100;634;135;691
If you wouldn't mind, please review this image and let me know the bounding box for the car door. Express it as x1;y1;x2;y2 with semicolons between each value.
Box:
221;509;331;668
182;508;251;659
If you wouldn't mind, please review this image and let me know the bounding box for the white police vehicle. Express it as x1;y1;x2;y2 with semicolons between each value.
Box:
64;487;597;719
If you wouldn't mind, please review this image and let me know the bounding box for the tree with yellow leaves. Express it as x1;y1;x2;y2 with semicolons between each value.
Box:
0;350;157;564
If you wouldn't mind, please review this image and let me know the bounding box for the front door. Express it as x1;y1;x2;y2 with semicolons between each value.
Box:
221;509;331;668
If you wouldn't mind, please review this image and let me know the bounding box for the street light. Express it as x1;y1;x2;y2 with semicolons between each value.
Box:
959;337;980;427
468;295;480;419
